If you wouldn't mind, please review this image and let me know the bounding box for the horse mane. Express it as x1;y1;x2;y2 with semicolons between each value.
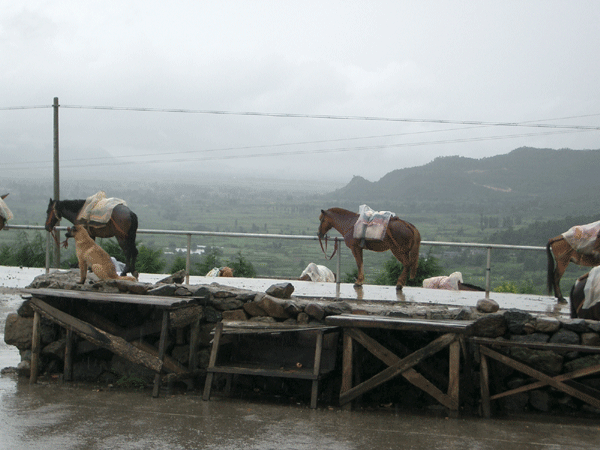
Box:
326;207;357;216
57;199;87;212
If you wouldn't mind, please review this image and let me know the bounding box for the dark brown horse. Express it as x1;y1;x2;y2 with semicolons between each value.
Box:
569;270;600;320
318;207;421;290
547;232;600;302
0;193;10;231
45;198;139;276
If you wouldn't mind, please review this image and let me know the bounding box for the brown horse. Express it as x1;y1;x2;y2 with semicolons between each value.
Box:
569;270;600;320
547;233;600;302
0;193;12;231
318;207;421;290
45;198;139;276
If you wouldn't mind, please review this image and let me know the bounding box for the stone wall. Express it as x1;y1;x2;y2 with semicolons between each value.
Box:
3;270;600;415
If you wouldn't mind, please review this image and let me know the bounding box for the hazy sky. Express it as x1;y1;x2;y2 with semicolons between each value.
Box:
2;1;599;184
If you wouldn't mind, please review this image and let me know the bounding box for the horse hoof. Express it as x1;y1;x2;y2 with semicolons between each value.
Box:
557;297;568;304
353;282;363;288
396;285;403;291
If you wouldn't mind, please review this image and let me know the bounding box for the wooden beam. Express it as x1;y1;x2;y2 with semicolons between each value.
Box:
480;345;600;409
344;327;454;409
339;332;456;405
30;311;41;384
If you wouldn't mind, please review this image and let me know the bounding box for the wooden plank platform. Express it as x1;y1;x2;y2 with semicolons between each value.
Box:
23;288;203;397
203;321;339;408
325;314;475;415
21;288;199;309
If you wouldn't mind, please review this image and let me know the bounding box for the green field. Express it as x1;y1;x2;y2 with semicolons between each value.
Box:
0;177;591;295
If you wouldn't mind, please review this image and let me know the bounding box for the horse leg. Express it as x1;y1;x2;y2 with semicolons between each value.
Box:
547;240;570;303
351;247;364;286
390;247;410;290
116;234;138;277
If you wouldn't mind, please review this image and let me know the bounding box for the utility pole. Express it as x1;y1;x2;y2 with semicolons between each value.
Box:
53;97;60;268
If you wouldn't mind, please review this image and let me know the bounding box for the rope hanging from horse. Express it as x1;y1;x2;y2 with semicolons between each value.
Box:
318;234;338;260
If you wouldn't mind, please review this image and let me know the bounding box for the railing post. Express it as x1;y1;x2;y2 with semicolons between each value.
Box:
485;247;492;298
186;233;191;284
52;96;60;269
336;237;341;299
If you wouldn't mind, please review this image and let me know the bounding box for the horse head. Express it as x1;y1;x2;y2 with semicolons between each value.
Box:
317;209;333;239
45;198;60;232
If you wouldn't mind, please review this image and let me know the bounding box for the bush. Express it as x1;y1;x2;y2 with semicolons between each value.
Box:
136;244;165;274
2;231;47;267
374;253;443;287
226;251;256;278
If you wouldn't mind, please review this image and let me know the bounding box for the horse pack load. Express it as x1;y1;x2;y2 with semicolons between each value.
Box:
77;191;128;227
0;193;13;231
561;220;600;253
353;204;396;242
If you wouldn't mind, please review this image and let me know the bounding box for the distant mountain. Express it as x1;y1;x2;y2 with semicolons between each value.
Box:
325;147;600;216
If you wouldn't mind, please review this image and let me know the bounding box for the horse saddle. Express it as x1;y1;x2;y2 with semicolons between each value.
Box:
77;191;127;227
353;204;396;242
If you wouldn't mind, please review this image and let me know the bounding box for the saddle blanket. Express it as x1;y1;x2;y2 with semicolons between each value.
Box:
0;198;13;221
423;272;463;290
562;220;600;253
77;191;127;226
353;204;396;241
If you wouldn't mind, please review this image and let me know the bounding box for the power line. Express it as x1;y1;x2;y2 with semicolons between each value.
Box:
60;104;600;131
1;128;589;172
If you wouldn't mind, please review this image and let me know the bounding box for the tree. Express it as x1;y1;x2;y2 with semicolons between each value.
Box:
170;256;187;273
194;247;223;275
374;253;443;287
226;251;256;278
135;244;165;273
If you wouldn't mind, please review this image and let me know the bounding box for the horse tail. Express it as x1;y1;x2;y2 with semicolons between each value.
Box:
127;211;139;272
546;237;558;296
408;224;421;279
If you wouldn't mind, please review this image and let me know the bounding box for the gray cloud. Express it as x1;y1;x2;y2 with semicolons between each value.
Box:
2;1;599;184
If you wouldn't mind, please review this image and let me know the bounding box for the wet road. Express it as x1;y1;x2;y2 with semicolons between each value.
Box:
1;269;595;449
1;377;600;450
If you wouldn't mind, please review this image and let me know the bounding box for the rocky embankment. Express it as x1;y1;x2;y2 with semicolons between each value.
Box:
4;270;600;415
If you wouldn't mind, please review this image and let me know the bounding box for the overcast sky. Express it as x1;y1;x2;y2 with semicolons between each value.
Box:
2;1;599;185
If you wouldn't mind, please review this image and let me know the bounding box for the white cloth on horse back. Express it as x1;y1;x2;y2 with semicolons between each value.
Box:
0;197;13;221
206;267;221;277
582;266;600;310
562;220;600;253
77;191;127;226
300;262;335;282
353;204;396;241
423;272;463;290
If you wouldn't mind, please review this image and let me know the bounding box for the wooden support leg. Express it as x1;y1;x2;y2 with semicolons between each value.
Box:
30;310;41;384
188;317;201;371
152;310;170;398
63;329;73;382
340;329;353;411
480;350;491;418
447;337;460;418
310;329;325;409
203;322;224;401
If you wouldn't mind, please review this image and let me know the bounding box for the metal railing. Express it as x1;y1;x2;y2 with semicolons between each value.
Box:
2;224;546;298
